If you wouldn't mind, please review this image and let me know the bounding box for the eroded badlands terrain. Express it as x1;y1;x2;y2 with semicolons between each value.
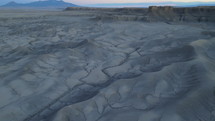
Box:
0;8;215;121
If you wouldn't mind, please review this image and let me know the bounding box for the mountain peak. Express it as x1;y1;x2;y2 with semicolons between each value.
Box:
7;1;18;4
8;1;16;3
1;0;79;8
3;1;20;7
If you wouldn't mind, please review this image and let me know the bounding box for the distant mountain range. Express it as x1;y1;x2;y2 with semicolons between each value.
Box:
1;1;215;8
87;2;215;8
1;0;79;8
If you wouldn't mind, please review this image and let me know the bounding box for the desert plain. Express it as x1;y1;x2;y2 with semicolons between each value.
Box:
0;7;215;121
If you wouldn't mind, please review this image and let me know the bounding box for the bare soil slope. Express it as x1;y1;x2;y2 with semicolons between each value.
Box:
0;8;215;121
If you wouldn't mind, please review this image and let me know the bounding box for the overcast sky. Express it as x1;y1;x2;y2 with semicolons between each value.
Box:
0;0;215;5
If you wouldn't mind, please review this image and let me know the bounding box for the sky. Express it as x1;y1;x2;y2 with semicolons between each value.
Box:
0;0;215;6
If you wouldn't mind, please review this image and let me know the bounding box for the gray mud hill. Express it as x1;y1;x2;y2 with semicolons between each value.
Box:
0;7;215;121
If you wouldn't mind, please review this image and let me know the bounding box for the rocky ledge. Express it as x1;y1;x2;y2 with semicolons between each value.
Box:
65;6;215;22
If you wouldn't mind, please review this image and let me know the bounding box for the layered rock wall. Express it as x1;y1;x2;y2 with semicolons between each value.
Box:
65;6;215;22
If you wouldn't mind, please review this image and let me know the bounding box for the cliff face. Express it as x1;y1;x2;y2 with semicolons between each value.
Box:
148;6;215;22
65;6;215;22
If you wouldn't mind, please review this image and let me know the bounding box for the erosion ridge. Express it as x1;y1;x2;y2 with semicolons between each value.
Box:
65;6;215;22
0;9;215;121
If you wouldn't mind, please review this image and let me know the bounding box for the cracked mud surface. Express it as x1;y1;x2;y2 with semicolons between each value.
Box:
0;9;215;121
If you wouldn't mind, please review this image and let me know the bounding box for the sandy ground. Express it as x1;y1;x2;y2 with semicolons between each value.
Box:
0;9;215;121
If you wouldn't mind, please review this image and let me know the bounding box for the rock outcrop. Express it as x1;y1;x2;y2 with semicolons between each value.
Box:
148;6;215;22
65;6;215;22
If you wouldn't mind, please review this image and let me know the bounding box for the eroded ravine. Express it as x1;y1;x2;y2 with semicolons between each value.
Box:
0;9;215;121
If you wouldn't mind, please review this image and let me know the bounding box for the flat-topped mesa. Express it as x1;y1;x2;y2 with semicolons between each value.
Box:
148;6;175;21
65;6;215;22
148;6;174;12
64;7;148;13
148;6;215;22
